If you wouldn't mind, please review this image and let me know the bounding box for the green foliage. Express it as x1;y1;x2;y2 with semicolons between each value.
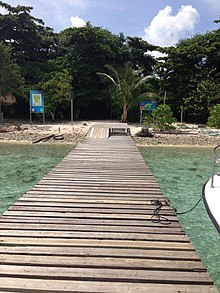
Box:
0;1;57;85
98;62;154;122
0;1;219;122
126;37;157;75
207;104;220;129
58;24;127;109
152;104;176;130
38;69;72;120
184;71;220;120
0;41;23;96
155;29;220;122
142;113;154;127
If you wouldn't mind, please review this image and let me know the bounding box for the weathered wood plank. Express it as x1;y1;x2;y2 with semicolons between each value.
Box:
4;210;179;222
0;265;212;284
0;246;200;260
0;223;184;234
0;237;194;249
0;254;206;271
0;230;189;242
0;278;217;293
8;205;176;215
0;216;182;227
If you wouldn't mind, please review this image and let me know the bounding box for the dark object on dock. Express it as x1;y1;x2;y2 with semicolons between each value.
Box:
136;128;154;137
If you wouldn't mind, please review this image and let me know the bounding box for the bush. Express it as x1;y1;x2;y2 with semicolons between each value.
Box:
207;104;220;129
152;104;176;130
143;105;176;130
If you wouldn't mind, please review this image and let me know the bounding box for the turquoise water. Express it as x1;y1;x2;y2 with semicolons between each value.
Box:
140;146;220;291
0;143;74;215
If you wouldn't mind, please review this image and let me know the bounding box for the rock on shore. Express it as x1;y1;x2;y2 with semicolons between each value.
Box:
133;133;220;147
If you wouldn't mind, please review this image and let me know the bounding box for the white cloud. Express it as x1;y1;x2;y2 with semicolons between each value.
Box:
147;51;167;59
0;7;8;14
143;5;200;47
70;16;86;28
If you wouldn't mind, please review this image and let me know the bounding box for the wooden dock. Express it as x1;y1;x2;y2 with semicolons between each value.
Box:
0;123;218;292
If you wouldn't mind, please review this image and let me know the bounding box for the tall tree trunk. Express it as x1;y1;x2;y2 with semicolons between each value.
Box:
121;104;128;122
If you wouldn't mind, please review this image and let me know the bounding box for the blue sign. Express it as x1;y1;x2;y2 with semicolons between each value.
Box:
140;101;156;111
30;90;44;113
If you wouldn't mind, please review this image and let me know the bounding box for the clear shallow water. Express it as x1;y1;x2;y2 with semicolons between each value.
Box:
140;146;220;291
0;143;74;215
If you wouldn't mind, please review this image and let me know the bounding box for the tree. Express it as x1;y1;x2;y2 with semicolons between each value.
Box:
0;1;57;85
126;37;156;75
98;63;154;122
0;41;23;97
38;69;72;121
208;104;220;128
154;28;220;122
58;24;130;118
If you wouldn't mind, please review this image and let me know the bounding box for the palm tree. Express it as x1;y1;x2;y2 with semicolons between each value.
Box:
98;63;154;122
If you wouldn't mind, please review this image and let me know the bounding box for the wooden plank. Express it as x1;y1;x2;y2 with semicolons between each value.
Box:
0;265;212;284
0;246;199;260
0;216;182;227
8;205;176;215
13;201;173;210
4;210;179;222
0;278;217;293
0;237;194;249
0;254;206;271
0;223;184;234
0;230;189;242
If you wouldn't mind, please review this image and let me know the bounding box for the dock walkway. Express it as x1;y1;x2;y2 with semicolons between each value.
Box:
0;123;218;292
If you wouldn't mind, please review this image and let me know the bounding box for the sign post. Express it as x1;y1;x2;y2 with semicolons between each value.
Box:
29;90;45;124
139;101;157;125
180;105;184;124
70;92;74;125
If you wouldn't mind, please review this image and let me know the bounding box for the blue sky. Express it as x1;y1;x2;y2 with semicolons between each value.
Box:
1;0;219;46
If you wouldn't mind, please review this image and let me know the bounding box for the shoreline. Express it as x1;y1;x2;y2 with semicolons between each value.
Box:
0;121;220;147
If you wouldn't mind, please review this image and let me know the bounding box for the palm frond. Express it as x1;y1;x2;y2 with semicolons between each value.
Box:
97;72;117;85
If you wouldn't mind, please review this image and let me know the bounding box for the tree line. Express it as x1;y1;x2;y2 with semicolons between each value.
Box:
0;1;219;124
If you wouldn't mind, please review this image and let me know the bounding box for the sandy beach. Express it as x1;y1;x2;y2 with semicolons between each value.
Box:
1;120;220;147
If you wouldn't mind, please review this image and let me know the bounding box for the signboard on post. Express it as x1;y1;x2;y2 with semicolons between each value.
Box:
30;90;45;123
139;101;157;125
140;101;156;111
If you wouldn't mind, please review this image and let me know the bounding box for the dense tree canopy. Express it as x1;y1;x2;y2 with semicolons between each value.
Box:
0;1;219;124
0;41;23;96
155;24;220;122
0;1;57;85
58;24;128;116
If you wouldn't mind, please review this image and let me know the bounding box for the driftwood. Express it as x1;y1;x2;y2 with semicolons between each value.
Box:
33;134;64;144
33;134;55;144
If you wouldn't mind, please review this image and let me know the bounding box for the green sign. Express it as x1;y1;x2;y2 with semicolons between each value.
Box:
140;101;156;111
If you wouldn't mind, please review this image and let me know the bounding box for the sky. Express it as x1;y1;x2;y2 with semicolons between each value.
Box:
0;0;220;47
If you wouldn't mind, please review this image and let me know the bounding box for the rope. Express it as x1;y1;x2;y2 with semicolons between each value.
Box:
151;199;171;225
151;196;202;225
174;197;202;215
